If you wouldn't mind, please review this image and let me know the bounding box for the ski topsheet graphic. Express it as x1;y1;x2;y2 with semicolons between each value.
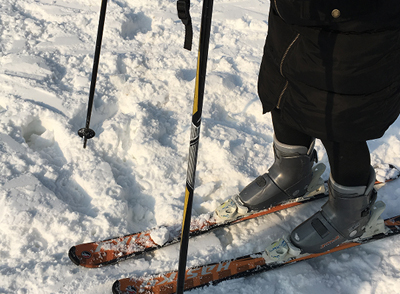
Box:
68;164;399;268
112;214;400;294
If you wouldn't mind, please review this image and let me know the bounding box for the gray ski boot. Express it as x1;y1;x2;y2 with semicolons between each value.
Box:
289;166;379;254
215;137;325;221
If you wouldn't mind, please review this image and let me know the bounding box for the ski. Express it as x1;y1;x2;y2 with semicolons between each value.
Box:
68;164;399;268
111;213;400;294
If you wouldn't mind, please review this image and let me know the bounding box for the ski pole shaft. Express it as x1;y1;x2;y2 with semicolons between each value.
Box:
176;0;214;293
78;0;108;148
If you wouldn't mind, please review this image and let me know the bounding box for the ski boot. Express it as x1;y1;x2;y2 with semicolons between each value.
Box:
215;137;326;221
288;165;387;254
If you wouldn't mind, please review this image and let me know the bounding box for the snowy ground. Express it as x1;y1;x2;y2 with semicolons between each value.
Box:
0;0;400;293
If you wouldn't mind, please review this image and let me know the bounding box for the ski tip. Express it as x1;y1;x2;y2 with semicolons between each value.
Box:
112;280;121;294
68;246;81;266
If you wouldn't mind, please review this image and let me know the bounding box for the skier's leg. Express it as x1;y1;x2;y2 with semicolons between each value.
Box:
236;109;320;211
322;140;371;186
271;108;314;148
290;140;377;253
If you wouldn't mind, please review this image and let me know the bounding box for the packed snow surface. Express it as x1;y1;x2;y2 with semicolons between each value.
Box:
1;0;400;293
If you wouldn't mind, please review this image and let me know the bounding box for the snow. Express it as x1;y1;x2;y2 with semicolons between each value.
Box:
150;226;170;246
0;0;399;293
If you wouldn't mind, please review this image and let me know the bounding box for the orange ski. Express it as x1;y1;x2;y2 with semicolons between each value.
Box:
68;194;325;268
112;214;400;294
68;193;327;268
68;165;399;268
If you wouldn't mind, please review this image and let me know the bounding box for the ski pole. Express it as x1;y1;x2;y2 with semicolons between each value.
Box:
78;0;108;148
176;0;214;293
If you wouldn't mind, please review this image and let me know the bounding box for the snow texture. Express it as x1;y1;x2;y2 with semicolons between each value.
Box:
150;226;170;246
0;0;399;293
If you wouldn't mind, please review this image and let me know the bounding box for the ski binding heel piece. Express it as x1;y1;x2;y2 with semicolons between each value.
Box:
263;237;301;262
360;201;389;239
305;163;326;197
215;195;249;221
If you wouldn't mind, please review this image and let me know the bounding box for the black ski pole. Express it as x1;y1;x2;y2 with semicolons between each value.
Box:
78;0;108;148
176;0;214;293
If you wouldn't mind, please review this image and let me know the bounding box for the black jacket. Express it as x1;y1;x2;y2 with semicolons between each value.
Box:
258;0;400;141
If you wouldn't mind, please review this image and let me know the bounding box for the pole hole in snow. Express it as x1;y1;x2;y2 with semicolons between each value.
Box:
121;12;152;40
21;118;54;150
176;69;196;82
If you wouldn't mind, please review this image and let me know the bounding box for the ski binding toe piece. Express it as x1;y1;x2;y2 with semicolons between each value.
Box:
215;194;249;221
263;237;301;262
